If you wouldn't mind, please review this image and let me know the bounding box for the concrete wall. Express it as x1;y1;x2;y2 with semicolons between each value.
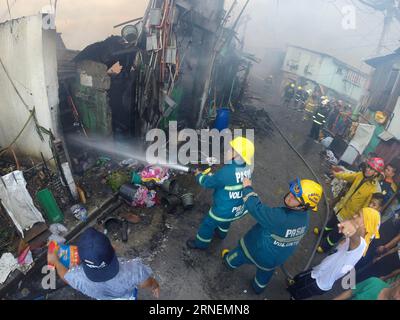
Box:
282;46;368;103
0;14;59;161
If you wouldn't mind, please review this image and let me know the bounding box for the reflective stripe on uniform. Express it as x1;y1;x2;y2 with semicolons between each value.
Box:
209;209;248;222
326;236;335;247
199;175;206;185
317;113;326;118
209;210;234;222
224;184;244;191
218;226;229;233
226;252;238;269
240;238;275;272
196;234;212;243
243;192;258;202
271;234;304;243
254;276;268;289
313;120;323;125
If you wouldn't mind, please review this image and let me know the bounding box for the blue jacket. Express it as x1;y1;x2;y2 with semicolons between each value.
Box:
240;186;310;270
196;160;252;222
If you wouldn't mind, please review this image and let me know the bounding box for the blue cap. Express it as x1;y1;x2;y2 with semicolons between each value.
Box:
77;227;119;282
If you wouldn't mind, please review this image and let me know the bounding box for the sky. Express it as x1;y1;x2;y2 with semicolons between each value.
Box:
0;0;149;49
0;0;399;71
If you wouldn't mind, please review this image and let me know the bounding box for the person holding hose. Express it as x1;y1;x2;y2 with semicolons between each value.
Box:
315;157;384;253
222;177;323;294
186;137;255;250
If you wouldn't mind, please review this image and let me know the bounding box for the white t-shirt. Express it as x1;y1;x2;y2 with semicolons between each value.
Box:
311;237;367;291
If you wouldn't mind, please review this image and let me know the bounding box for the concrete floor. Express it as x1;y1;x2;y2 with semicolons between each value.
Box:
9;72;341;301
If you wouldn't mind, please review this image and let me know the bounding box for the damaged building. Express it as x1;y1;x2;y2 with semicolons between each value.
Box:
0;0;255;297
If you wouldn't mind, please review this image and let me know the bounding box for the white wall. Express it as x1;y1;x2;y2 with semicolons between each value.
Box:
282;46;368;102
0;14;59;161
387;97;400;140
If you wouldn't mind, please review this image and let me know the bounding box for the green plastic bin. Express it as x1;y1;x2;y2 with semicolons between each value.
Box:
36;189;64;223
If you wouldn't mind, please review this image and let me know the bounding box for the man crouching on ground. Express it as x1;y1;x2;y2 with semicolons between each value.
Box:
47;227;160;300
222;177;323;294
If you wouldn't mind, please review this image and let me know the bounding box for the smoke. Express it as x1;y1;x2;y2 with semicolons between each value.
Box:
66;134;190;172
226;0;400;71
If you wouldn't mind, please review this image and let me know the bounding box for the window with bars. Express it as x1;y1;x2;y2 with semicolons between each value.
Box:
344;70;362;86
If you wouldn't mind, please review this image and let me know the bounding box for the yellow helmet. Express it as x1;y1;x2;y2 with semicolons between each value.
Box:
289;178;323;212
298;86;303;90
290;83;295;88
230;137;255;165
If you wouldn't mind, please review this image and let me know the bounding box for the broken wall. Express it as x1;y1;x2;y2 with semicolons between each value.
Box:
0;14;60;161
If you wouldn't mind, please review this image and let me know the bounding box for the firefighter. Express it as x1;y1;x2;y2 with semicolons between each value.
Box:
283;82;295;107
298;87;309;111
294;86;304;110
222;177;323;294
186;137;255;250
309;98;330;142
315;157;384;253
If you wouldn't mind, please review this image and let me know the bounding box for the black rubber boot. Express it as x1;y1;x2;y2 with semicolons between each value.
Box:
186;239;206;250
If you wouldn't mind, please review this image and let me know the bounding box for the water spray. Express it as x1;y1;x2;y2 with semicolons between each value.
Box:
66;134;196;174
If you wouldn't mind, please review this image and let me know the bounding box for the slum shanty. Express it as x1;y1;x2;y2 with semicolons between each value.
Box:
0;0;399;303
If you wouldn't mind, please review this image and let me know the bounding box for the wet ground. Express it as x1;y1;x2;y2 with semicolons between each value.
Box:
5;72;340;300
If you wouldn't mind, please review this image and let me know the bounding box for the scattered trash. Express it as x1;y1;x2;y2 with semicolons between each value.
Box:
76;185;87;204
321;136;333;149
331;177;348;199
70;204;88;222
161;179;179;194
17;248;33;274
107;171;130;192
103;217;128;242
120;159;139;168
119;183;141;205
0;171;45;237
48;223;68;244
325;150;338;165
132;186;158;208
36;188;64;223
131;172;142;185
0;252;18;284
96;156;111;167
181;193;194;210
119;212;141;224
161;194;181;214
140;165;170;184
49;223;68;236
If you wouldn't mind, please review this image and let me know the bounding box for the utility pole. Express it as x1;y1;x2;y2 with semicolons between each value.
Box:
358;0;400;55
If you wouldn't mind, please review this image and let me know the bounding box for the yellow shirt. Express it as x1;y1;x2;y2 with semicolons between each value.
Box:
334;171;381;221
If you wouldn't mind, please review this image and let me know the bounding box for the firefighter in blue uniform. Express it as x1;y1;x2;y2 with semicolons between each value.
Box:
222;177;323;294
186;137;255;250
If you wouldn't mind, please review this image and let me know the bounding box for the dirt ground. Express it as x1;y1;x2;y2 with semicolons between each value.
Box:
6;72;341;300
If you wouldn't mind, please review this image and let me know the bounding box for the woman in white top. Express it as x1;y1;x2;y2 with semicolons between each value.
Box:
287;207;381;300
